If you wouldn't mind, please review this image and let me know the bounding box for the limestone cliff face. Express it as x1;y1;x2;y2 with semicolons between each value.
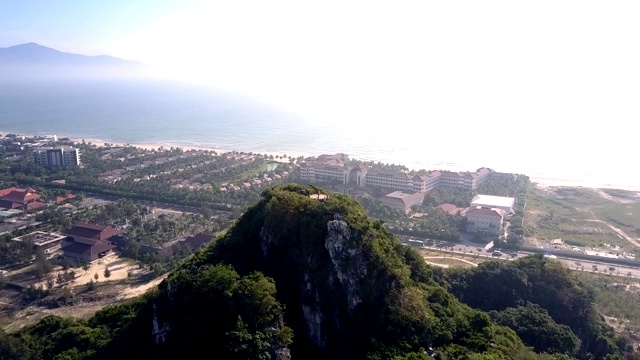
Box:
325;217;367;310
258;213;370;352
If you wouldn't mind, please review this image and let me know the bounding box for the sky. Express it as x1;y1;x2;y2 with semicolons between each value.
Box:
1;0;639;147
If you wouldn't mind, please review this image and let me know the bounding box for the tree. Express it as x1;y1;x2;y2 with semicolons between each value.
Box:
490;303;580;355
94;273;99;281
35;249;52;279
104;267;112;279
45;275;55;290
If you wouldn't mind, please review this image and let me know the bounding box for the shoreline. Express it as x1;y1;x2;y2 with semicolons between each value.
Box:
4;130;640;192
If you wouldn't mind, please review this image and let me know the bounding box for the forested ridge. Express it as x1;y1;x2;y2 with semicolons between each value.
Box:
0;185;634;359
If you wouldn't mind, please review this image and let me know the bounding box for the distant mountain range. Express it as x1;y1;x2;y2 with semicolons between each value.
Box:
0;43;147;80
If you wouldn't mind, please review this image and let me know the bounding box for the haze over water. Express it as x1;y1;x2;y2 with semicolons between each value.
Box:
0;79;637;190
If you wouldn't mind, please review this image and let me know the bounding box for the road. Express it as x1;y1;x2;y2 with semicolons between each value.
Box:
397;235;640;279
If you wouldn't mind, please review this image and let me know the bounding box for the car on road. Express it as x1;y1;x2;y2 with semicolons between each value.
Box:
492;250;503;257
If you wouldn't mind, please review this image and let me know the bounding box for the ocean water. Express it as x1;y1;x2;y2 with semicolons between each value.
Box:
0;79;637;190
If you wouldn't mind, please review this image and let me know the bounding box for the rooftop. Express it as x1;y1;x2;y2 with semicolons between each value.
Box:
466;206;507;218
65;222;122;241
12;231;66;245
1;189;40;204
380;191;425;208
471;194;515;208
183;233;214;249
436;203;463;215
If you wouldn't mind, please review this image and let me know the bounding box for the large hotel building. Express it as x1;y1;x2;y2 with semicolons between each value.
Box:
33;147;81;167
299;153;493;193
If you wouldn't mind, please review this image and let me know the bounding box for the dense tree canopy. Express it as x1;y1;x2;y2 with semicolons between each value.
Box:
0;185;632;360
441;255;631;358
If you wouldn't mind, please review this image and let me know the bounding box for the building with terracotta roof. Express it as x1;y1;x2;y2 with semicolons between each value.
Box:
65;222;123;245
61;222;121;262
379;191;425;214
26;202;46;211
436;203;463;215
0;187;43;211
0;187;20;197
466;207;506;236
55;194;77;203
62;241;115;262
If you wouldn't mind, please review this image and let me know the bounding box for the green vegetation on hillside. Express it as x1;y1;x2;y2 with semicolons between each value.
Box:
575;272;640;340
441;255;635;358
0;185;633;359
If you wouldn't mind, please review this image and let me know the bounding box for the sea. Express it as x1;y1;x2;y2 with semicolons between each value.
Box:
0;78;637;190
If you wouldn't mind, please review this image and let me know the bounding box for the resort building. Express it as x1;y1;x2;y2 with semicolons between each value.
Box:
299;153;495;193
33;146;81;167
379;191;426;214
466;207;506;236
300;153;352;184
470;194;515;214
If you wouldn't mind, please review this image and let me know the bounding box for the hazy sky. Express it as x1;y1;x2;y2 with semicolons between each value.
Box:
1;0;639;142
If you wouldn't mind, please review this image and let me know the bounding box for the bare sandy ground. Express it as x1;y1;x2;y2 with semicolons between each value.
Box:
531;177;640;192
34;254;144;289
1;254;169;332
2;269;167;332
117;273;168;300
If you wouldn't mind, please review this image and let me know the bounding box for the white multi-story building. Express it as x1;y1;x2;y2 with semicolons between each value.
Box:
359;169;412;191
300;154;495;193
300;153;350;183
470;194;515;214
466;207;506;236
33;147;81;167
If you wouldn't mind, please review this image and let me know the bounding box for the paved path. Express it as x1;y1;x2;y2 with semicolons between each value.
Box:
583;216;640;248
423;256;479;267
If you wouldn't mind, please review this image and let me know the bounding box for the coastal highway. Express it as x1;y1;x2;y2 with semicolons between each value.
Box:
397;235;640;279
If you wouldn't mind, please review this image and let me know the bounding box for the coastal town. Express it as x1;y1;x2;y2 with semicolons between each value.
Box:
1;132;640;336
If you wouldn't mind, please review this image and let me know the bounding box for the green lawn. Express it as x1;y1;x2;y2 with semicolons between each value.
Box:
227;162;271;183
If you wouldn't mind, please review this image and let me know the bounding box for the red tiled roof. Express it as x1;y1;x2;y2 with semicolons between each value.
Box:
437;203;462;215
65;223;122;241
55;194;77;203
2;190;40;204
0;187;18;197
26;202;46;211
